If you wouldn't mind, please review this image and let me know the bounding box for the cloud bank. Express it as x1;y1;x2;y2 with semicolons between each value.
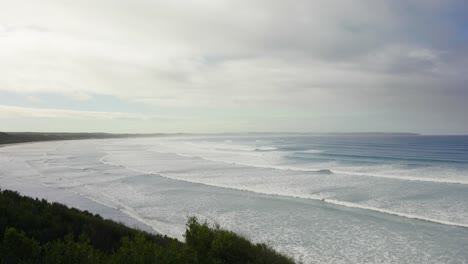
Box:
0;0;467;133
0;105;171;121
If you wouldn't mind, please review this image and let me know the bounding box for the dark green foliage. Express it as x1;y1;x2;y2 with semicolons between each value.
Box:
0;189;294;264
1;227;41;263
184;217;295;264
42;234;106;264
0;189;174;253
0;132;172;145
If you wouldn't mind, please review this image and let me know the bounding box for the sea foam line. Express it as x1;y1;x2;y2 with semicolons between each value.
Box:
147;148;468;185
5;154;165;236
70;187;168;236
99;154;468;229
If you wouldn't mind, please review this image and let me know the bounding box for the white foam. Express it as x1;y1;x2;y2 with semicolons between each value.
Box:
148;139;468;185
297;149;324;154
151;148;468;185
98;153;468;228
2;139;468;264
74;185;169;235
333;169;468;185
157;176;468;228
255;146;277;151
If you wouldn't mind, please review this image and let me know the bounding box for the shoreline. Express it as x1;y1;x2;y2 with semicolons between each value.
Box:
0;131;172;146
0;180;156;234
4;139;467;233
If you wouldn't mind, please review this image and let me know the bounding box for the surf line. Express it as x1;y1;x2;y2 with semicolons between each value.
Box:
321;199;468;229
98;155;468;229
147;148;468;185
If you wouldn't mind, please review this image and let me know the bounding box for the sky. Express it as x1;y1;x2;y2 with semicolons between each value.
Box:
0;0;467;134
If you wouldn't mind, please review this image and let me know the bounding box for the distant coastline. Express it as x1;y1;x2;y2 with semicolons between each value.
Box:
0;131;423;146
0;131;169;145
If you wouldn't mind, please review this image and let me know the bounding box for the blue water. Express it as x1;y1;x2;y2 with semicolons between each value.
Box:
281;135;468;163
184;134;468;184
1;134;468;263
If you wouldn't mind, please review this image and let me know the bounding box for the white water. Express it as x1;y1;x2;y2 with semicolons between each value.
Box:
1;136;468;263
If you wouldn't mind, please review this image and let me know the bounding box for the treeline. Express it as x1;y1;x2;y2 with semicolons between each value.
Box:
0;132;173;145
0;132;120;145
0;189;294;264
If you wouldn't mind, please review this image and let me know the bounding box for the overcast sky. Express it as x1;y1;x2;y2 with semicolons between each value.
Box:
1;0;467;134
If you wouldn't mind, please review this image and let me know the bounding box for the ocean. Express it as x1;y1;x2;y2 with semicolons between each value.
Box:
1;134;467;263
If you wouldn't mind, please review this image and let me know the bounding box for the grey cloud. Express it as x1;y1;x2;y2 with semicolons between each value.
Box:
0;0;467;133
0;105;180;121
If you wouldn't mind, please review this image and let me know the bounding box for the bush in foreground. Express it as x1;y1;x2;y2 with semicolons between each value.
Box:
0;189;294;264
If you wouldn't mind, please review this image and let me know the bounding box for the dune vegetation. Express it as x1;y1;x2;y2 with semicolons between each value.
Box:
0;131;168;145
0;189;294;264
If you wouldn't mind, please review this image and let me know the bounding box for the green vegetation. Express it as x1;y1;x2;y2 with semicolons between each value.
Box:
0;132;173;145
0;189;294;264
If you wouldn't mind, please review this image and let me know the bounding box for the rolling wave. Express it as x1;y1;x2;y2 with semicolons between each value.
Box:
296;149;324;154
318;152;468;164
147;148;468;185
98;153;468;229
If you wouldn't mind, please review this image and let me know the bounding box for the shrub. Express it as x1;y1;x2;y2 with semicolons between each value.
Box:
0;189;295;264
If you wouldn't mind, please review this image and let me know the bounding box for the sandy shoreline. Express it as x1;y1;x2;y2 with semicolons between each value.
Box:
0;179;156;234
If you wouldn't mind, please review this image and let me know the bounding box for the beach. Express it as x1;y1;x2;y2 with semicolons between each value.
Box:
1;135;468;263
